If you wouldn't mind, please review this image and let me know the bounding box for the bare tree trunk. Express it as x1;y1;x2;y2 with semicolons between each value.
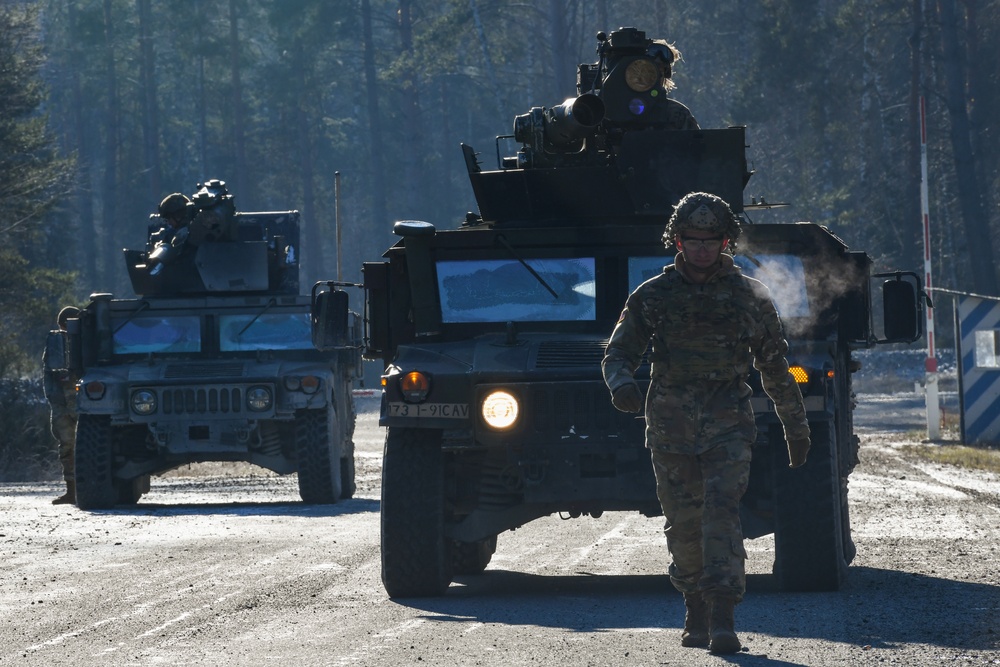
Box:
903;0;923;269
196;0;207;175
101;0;119;290
228;0;246;199
397;0;423;215
937;0;998;294
962;0;986;178
468;0;505;126
548;0;573;96
68;0;98;284
292;43;323;285
136;0;161;199
361;0;388;229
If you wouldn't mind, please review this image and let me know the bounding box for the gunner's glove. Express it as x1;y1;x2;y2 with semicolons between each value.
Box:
787;438;811;468
611;382;644;414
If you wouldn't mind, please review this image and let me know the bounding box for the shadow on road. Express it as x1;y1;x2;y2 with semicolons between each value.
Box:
76;496;380;518
393;566;999;653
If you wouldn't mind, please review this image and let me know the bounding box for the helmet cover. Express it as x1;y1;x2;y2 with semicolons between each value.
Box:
662;191;741;252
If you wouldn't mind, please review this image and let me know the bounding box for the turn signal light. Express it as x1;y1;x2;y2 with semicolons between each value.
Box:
788;366;810;384
399;371;430;402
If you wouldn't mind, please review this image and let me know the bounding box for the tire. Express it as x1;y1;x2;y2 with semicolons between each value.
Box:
295;407;342;504
772;420;847;591
452;535;497;575
74;414;118;510
381;427;451;597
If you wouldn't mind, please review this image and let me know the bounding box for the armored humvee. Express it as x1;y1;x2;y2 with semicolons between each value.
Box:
47;181;362;509
317;28;924;597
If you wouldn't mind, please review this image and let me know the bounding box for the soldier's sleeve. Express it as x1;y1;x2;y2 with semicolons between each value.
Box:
602;290;654;393
750;290;810;443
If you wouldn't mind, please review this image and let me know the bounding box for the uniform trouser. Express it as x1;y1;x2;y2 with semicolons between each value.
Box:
49;386;77;483
650;438;751;601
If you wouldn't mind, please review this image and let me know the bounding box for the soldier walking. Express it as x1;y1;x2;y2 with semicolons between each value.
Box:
43;306;81;505
602;192;811;654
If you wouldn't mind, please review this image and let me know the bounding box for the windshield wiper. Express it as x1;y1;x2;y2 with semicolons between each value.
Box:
238;298;276;337
113;301;150;334
495;234;559;300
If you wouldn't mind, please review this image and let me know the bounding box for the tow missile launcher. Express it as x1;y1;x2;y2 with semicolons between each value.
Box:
313;27;926;597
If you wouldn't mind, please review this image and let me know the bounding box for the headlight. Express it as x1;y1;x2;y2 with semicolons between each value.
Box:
300;375;321;394
131;389;157;415
84;381;105;400
481;390;519;430
399;371;430;403
283;375;321;394
246;386;272;411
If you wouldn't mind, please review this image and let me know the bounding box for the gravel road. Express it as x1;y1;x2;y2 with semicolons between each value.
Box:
2;393;998;666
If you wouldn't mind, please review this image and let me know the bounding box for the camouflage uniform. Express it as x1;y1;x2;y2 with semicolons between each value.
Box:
603;250;809;601
663;98;699;131
43;348;78;485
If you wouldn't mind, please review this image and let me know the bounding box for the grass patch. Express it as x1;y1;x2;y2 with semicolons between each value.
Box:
912;444;1000;474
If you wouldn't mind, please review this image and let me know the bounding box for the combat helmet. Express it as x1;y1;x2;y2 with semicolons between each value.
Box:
662;191;741;253
158;193;193;225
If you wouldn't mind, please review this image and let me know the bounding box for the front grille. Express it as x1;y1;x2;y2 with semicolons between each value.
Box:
164;362;246;379
534;340;608;369
161;386;243;415
524;381;635;436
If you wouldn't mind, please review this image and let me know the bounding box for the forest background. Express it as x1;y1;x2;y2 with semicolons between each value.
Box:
0;0;998;474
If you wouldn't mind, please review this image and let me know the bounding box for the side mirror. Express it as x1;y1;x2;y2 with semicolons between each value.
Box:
311;285;351;350
879;273;923;343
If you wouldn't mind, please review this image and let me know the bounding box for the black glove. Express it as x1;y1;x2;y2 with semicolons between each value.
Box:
611;383;644;413
787;438;811;468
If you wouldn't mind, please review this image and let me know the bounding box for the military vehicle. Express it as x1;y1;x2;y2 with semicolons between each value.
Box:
47;180;362;509
319;28;925;597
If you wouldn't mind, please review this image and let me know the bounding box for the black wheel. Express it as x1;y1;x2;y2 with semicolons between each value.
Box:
381;427;451;597
75;414;117;510
295;407;342;504
772;420;847;591
452;535;497;575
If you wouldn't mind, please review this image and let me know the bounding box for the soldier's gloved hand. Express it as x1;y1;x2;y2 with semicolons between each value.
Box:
787;438;811;468
611;383;644;413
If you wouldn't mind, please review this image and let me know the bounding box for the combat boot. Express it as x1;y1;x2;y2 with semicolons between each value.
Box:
708;596;741;654
52;480;75;505
680;593;710;647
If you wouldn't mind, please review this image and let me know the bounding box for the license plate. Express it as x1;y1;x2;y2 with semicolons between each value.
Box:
386;402;469;419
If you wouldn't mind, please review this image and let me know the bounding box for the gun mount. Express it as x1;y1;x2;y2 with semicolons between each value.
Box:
464;27;750;226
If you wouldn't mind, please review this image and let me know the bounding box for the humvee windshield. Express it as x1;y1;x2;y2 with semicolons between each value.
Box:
437;258;596;323
220;312;313;351
111;310;314;355
431;252;809;326
630;255;810;319
113;315;201;354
